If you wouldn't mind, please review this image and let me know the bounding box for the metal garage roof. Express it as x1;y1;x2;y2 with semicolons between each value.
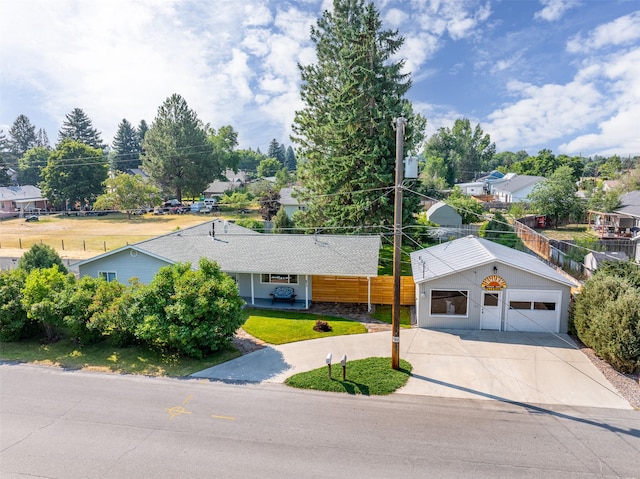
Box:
410;235;578;287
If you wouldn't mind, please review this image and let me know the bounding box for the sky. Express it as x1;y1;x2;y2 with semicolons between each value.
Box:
1;0;639;159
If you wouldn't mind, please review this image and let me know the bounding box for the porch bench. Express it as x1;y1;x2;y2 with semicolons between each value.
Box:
270;286;297;304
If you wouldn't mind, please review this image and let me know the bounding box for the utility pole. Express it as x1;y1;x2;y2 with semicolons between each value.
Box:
392;116;406;370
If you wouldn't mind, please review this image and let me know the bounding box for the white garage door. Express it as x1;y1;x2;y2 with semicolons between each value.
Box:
505;290;562;333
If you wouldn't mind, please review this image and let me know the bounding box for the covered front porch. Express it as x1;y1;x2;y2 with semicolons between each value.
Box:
241;297;310;311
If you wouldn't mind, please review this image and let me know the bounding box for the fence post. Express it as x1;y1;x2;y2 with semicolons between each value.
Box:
61;240;64;250
83;240;86;251
103;241;106;252
19;238;22;249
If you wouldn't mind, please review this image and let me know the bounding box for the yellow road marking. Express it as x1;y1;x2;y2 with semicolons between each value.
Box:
211;414;235;421
165;395;193;420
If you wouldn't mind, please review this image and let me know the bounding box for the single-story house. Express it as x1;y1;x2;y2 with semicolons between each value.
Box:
491;174;545;203
0;185;48;218
278;187;306;219
425;201;462;227
410;236;579;333
76;219;381;309
203;169;249;198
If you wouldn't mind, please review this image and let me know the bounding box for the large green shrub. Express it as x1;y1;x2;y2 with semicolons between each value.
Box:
572;273;640;373
21;266;75;341
0;269;37;341
134;258;245;358
18;244;68;274
88;278;138;347
64;276;111;345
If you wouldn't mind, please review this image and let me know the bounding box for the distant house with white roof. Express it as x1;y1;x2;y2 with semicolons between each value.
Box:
491;174;545;203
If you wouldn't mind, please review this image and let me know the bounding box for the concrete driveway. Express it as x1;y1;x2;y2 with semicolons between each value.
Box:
192;329;632;409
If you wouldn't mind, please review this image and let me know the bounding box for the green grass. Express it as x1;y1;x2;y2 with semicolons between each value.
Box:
0;337;240;377
371;305;413;328
242;309;367;344
378;244;415;276
285;357;412;395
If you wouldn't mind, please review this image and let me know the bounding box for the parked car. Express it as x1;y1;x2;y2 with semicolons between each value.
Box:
190;201;205;213
25;215;39;222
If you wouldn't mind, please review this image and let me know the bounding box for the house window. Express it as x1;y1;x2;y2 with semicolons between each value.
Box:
430;290;468;316
261;274;298;284
98;271;117;282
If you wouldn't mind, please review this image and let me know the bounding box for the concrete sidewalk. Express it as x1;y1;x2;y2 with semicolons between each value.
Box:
191;329;632;409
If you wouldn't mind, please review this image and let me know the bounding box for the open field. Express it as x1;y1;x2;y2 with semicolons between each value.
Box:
0;213;217;259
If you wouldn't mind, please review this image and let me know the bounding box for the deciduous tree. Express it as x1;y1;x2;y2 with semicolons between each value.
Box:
18;147;49;186
528;165;585;227
423;118;495;184
93;173;160;218
41;140;108;209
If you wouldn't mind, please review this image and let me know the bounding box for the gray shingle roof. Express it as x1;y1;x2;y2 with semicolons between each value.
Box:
410;235;577;286
128;220;381;276
615;190;640;218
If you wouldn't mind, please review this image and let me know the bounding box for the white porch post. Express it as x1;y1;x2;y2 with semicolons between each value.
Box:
367;276;371;312
250;273;255;305
305;275;309;309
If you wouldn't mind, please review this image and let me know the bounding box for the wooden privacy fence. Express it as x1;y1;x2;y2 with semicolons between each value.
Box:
513;220;550;260
312;275;415;305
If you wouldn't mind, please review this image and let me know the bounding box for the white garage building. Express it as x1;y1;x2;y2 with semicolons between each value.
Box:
410;236;579;333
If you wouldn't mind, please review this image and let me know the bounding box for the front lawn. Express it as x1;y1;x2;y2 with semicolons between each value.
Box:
285;357;412;395
0;337;240;377
242;309;367;344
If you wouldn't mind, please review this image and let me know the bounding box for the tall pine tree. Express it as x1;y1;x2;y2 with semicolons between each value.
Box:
142;94;217;202
267;139;285;165
284;146;297;171
292;0;425;231
112;118;141;170
57;108;105;149
8;115;37;161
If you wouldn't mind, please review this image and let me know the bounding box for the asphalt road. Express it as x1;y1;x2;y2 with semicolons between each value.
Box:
1;363;639;479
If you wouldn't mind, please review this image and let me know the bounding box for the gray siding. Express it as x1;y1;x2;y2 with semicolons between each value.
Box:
415;263;572;332
78;250;172;284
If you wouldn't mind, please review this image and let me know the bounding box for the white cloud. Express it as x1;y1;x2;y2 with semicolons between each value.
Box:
485;79;606;152
559;47;640;156
567;11;640;53
534;0;579;22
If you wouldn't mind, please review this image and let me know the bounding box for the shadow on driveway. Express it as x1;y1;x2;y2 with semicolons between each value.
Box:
191;347;291;384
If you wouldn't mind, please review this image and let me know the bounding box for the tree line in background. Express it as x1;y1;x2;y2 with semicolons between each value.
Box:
1;0;639;231
0;97;297;213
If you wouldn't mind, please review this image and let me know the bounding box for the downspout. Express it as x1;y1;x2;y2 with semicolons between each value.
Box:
305;274;309;309
367;276;371;312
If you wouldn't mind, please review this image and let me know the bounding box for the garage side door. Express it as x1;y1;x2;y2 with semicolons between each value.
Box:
505;290;562;333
